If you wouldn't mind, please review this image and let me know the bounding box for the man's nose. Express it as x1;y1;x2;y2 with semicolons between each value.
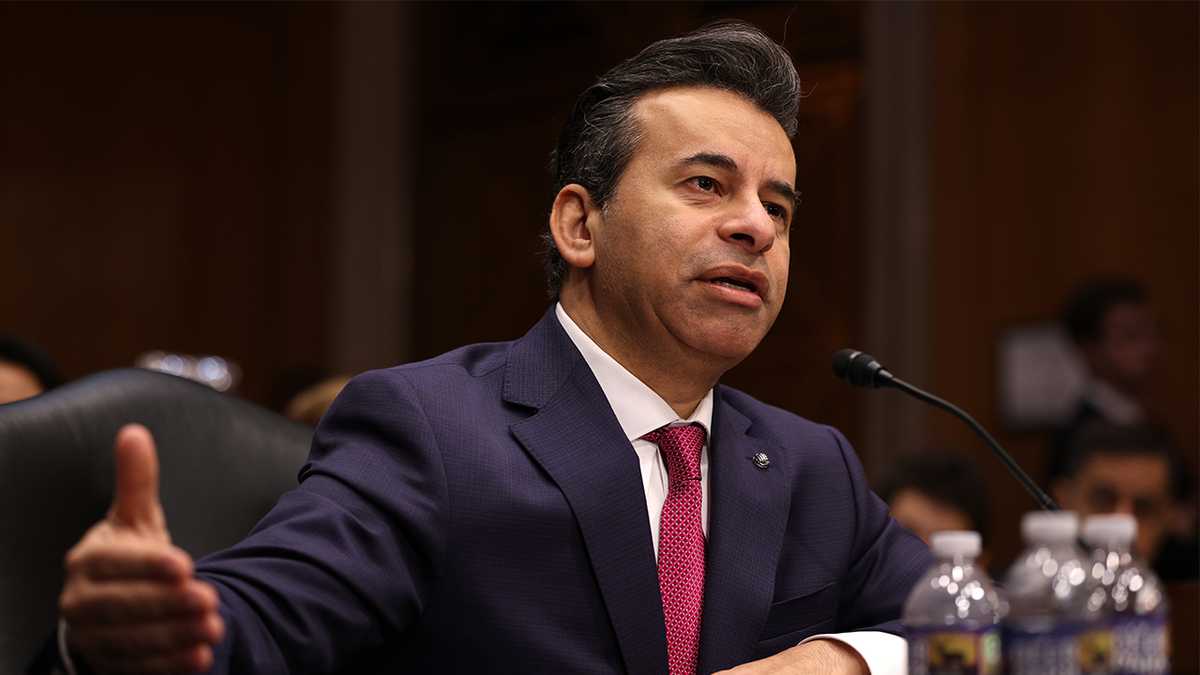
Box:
719;197;776;253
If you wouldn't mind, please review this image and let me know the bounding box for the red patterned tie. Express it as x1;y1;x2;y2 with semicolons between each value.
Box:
642;423;707;675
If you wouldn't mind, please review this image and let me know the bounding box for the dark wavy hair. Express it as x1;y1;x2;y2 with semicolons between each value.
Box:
879;451;993;544
1062;278;1147;344
0;333;64;391
1063;420;1184;499
541;20;802;298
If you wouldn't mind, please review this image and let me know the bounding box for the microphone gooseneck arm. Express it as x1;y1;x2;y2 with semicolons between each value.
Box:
885;377;1060;513
832;349;1061;513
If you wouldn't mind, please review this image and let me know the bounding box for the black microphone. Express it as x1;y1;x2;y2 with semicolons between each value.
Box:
832;349;1061;514
832;349;894;389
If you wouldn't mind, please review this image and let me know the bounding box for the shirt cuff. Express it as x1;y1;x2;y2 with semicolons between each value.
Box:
800;631;906;675
57;617;80;675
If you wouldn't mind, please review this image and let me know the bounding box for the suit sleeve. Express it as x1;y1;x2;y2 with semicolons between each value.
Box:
824;426;930;635
194;369;450;675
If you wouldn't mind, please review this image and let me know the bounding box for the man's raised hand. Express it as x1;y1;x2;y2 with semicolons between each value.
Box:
59;423;225;674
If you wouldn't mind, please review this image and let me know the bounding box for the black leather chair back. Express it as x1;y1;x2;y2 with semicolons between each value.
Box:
0;368;313;674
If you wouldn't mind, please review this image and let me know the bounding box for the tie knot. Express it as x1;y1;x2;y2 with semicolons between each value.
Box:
641;424;705;482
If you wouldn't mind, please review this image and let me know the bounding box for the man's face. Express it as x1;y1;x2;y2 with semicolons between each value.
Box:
1084;302;1162;395
1055;452;1174;562
585;87;795;372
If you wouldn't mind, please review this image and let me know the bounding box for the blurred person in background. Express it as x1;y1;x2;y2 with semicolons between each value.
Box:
284;375;354;428
878;451;993;572
1048;278;1164;483
0;333;64;404
1051;420;1197;580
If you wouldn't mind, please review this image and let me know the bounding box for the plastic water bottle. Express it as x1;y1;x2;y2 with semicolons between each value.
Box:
1082;514;1170;675
1002;511;1104;674
903;530;1004;675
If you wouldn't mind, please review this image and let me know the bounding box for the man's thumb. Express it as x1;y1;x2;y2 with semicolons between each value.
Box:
111;423;168;533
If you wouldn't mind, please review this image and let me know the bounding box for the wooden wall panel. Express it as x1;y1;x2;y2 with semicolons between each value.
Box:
928;1;1199;568
0;3;334;406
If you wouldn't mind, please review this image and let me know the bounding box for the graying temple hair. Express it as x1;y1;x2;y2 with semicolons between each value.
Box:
542;19;802;298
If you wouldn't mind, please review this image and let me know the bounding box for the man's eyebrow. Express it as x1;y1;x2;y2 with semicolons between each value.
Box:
765;179;799;210
677;151;739;173
676;152;799;208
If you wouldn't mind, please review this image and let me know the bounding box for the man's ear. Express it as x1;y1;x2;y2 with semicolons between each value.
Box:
549;184;598;270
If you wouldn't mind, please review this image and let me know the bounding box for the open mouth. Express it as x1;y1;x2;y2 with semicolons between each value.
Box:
709;277;758;294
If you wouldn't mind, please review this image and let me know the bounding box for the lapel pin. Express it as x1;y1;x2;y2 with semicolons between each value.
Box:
751;453;770;469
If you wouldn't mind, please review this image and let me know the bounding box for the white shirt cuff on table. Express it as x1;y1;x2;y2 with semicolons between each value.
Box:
801;631;906;675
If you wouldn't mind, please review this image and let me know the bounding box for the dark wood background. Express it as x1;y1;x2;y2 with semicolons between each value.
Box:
0;2;334;409
926;1;1198;572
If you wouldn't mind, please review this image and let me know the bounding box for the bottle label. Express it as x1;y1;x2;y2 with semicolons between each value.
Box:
1005;623;1112;675
1112;615;1169;675
907;626;1001;675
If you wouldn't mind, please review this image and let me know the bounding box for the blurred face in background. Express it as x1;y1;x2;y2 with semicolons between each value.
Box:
1053;451;1174;562
888;489;972;546
887;489;991;570
1082;301;1163;396
0;360;43;404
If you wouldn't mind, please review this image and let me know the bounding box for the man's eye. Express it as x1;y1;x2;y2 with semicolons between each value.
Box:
692;176;717;191
764;203;786;219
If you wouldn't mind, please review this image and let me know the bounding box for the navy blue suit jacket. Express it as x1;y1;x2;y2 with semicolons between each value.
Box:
195;308;930;674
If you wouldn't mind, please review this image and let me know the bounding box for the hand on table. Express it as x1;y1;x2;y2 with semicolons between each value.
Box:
713;639;869;675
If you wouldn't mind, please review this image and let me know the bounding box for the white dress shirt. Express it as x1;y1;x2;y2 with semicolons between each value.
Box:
555;303;906;675
1085;378;1147;426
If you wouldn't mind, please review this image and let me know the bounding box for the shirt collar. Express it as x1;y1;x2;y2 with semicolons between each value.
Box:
556;302;713;442
1085;378;1147;425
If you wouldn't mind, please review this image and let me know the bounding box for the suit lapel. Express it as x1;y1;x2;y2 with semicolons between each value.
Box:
696;387;791;674
505;309;670;675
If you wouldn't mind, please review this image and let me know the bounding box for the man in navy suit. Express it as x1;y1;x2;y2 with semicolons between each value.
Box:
56;21;930;675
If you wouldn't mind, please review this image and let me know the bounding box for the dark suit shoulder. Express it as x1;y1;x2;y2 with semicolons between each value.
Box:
394;340;515;379
313;343;511;425
715;384;843;446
